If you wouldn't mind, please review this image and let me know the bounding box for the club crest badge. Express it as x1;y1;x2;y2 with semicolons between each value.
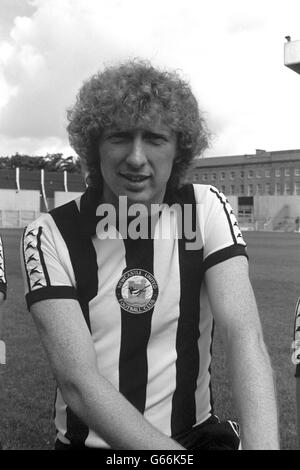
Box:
115;268;159;314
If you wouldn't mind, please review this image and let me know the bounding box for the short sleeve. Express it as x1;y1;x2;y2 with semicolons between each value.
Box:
21;214;78;310
292;297;300;377
194;185;248;271
0;234;7;300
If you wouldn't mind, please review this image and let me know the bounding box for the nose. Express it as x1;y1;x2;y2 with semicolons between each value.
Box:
126;135;147;169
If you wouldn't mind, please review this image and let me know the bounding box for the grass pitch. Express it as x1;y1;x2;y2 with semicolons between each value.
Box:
0;229;299;449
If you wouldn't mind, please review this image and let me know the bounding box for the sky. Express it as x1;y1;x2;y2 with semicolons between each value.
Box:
0;0;300;159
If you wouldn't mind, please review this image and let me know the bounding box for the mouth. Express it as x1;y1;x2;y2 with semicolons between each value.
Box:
120;173;151;183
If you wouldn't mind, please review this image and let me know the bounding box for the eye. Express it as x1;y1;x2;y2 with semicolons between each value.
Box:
108;133;131;143
145;134;168;145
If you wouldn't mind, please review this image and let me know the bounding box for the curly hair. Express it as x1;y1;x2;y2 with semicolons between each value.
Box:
67;59;210;190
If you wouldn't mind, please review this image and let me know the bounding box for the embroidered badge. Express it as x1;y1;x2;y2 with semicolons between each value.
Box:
115;269;159;314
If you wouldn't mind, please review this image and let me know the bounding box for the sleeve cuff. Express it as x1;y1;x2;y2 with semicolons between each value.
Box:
203;244;248;272
26;286;78;310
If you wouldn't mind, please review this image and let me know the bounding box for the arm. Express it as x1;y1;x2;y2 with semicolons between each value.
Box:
30;298;184;450
205;255;279;450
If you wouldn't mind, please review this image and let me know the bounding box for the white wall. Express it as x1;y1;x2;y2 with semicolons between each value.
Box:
254;195;300;219
0;189;40;211
54;191;83;208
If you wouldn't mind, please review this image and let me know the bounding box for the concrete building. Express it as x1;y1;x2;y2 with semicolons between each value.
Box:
185;148;300;196
185;149;300;230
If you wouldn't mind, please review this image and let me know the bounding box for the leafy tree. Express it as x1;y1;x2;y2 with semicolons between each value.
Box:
0;153;81;173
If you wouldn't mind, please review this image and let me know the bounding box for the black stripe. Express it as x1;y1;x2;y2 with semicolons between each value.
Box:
118;237;154;414
210;187;236;244
50;197;99;446
26;286;78;310
171;185;204;436
37;226;51;286
203;245;248;272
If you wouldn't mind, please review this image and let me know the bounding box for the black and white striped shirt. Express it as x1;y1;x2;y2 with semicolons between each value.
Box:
21;184;247;448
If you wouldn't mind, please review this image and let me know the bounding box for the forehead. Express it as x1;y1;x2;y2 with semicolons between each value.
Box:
101;124;175;137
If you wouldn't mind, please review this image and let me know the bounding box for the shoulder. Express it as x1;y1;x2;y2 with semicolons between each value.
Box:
169;183;215;204
24;212;54;236
23;196;81;249
192;184;226;203
176;184;229;215
169;184;230;221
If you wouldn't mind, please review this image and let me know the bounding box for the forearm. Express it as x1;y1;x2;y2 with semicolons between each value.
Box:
227;332;279;449
59;371;184;450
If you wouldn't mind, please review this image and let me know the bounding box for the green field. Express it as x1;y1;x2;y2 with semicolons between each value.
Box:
0;229;299;449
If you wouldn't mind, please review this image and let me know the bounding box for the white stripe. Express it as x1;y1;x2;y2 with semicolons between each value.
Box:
194;283;214;425
144;208;180;435
86;235;126;447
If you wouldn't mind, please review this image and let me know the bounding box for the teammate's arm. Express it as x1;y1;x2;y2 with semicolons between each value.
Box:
205;255;279;450
30;298;184;450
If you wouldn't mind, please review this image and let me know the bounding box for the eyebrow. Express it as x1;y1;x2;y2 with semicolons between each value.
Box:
105;130;171;138
106;131;131;138
143;131;169;139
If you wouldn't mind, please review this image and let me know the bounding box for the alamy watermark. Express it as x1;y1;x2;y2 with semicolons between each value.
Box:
96;196;202;250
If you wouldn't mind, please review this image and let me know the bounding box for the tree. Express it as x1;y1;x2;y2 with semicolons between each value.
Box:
0;153;81;173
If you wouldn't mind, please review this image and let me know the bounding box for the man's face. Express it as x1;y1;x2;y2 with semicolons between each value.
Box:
98;125;177;208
